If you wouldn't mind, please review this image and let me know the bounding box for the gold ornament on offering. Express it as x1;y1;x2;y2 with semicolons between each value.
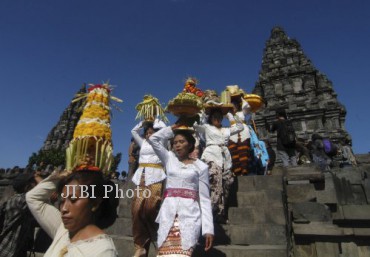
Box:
135;95;168;123
243;94;264;113
66;82;122;173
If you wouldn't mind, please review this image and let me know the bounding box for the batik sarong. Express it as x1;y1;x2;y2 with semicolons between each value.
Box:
132;172;163;251
206;161;234;219
228;138;251;175
157;216;193;257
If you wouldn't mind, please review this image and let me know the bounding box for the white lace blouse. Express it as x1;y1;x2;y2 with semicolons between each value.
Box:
229;112;251;143
131;120;167;186
229;98;252;143
148;127;214;250
26;176;118;257
194;113;243;170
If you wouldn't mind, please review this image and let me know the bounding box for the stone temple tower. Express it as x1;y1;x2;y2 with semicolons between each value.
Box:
42;85;86;151
253;27;350;145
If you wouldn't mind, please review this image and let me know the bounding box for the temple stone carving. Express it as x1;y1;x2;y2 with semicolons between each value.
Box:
41;85;86;151
253;27;350;144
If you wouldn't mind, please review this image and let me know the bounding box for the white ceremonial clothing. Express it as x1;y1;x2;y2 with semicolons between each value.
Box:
148;127;214;251
194;113;243;170
26;176;118;257
131;121;167;186
229;111;251;143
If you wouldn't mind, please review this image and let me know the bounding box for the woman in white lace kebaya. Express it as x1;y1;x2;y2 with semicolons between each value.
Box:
148;125;214;256
194;110;243;224
131;119;167;257
26;169;119;257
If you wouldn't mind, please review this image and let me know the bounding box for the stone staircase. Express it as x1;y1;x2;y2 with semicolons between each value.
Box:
285;165;370;257
1;162;368;256
2;155;370;256
107;175;288;257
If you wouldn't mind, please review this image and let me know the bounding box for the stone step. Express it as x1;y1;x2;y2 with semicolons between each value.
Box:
236;190;284;208
116;182;137;218
195;244;287;257
228;207;286;225
0;179;12;186
226;224;287;245
111;236;156;257
107;219;230;244
106;215;285;244
111;235;287;257
118;199;133;219
106;217;133;236
286;183;316;203
108;220;286;247
334;168;364;184
236;175;283;192
363;178;370;208
290;202;332;224
294;221;370;238
342;205;370;222
316;173;338;211
332;175;367;205
355;154;370;165
285;167;324;183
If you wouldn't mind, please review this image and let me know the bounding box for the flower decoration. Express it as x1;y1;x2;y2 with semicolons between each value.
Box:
66;82;122;174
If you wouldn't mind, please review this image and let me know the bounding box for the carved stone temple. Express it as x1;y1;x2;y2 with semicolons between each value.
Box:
253;27;350;144
41;85;86;151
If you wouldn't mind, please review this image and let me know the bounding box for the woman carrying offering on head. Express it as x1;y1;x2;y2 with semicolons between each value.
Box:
148;125;214;256
131;118;167;257
194;109;243;224
26;168;119;257
228;97;252;175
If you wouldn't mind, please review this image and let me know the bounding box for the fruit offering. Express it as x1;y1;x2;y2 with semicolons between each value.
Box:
183;77;204;97
166;92;203;117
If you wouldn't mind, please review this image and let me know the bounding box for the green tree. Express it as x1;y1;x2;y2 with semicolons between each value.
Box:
28;148;66;169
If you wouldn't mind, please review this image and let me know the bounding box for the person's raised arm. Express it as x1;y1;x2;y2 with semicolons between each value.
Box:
227;112;243;136
147;126;174;164
241;97;251;115
131;121;144;147
153;117;166;130
26;172;64;239
193;111;208;135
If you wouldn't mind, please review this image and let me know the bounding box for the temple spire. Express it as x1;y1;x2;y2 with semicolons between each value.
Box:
253;26;350;144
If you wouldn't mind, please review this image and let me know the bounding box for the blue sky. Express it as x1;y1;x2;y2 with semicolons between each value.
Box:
0;0;369;171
